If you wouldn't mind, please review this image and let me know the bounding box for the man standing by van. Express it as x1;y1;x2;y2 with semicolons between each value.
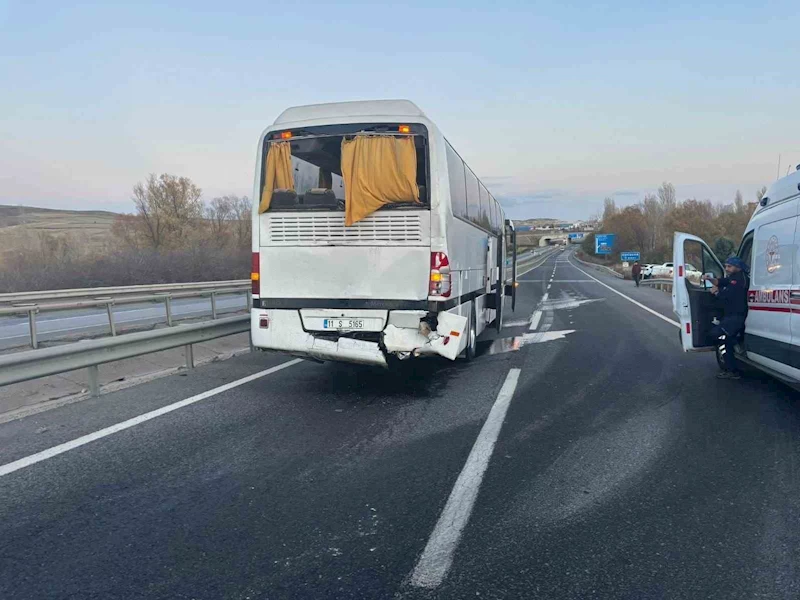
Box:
631;261;642;287
701;257;750;380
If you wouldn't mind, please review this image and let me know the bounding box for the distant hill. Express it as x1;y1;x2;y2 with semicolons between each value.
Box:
514;218;564;227
0;205;120;263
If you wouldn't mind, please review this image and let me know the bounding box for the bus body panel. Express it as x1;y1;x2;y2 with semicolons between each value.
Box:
257;210;431;301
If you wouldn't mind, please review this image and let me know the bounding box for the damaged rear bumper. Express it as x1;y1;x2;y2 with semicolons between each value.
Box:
251;309;467;367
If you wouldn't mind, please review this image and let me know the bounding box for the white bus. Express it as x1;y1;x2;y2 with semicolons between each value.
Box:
250;100;518;367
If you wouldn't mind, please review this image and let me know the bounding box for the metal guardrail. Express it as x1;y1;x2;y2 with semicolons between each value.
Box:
572;253;625;279
640;278;673;292
0;315;250;396
0;285;250;350
0;280;249;305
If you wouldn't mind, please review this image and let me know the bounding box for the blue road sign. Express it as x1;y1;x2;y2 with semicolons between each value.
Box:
568;232;584;240
621;251;641;261
595;234;616;255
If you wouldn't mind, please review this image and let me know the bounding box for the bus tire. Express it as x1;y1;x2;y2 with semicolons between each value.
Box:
465;302;477;361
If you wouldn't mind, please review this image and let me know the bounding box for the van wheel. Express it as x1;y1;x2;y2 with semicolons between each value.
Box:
465;302;477;361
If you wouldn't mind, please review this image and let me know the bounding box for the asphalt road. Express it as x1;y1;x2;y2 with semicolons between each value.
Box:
1;249;798;599
0;293;249;350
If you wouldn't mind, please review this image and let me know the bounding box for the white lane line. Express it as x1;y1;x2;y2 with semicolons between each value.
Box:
547;284;551;290
410;368;521;589
0;359;303;478
569;259;679;328
529;310;542;331
542;292;549;302
503;319;530;327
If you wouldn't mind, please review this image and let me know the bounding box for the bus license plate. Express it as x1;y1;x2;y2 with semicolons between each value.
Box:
323;318;366;330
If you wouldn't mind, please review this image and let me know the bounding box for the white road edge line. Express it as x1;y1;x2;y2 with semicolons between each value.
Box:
0;359;304;478
569;259;680;328
410;368;521;589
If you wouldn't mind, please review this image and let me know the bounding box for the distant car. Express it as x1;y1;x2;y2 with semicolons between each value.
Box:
684;263;703;283
651;262;674;278
641;264;655;278
652;262;701;280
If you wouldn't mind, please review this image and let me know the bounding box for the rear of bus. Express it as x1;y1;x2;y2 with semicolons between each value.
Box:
250;101;465;367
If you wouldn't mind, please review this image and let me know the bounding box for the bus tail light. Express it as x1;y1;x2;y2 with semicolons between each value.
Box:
430;252;451;298
251;252;260;295
678;265;683;277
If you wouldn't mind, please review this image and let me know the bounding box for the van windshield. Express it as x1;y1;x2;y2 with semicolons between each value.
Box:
261;124;429;212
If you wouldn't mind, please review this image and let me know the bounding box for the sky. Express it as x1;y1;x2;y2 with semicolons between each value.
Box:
1;0;799;221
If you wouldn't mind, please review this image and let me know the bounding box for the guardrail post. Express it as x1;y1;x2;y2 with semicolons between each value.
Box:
164;295;173;326
210;292;218;320
243;291;250;311
104;299;116;336
87;365;99;397
185;343;194;369
28;307;39;349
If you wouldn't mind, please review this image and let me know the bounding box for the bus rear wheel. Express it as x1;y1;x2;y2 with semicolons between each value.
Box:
465;302;477;361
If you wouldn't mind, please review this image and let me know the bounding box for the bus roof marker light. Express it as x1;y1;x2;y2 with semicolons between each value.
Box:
398;125;411;134
280;131;293;140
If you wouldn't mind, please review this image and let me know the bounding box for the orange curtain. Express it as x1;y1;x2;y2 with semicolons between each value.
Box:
258;142;294;213
340;136;419;226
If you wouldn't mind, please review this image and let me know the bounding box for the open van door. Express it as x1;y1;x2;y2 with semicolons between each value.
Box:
504;220;517;313
672;232;726;352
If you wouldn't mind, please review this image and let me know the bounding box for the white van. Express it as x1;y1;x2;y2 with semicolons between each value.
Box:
672;167;800;388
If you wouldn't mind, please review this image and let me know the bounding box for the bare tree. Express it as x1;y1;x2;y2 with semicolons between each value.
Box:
756;186;767;202
641;193;662;253
206;196;234;240
231;195;252;247
658;182;676;211
734;189;744;214
131;174;204;250
602;197;617;222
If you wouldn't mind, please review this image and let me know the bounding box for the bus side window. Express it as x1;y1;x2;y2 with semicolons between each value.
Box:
465;166;481;224
445;142;468;219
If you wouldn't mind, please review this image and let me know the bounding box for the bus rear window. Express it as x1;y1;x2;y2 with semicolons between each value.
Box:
261;125;429;212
